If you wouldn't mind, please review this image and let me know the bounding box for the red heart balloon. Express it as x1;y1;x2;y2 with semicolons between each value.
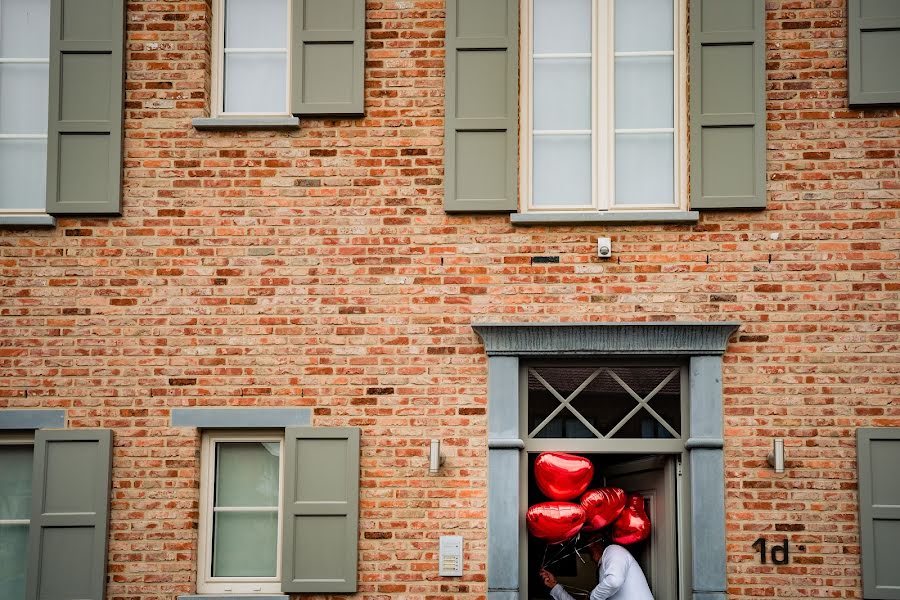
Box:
534;452;594;501
611;494;651;545
526;502;586;545
580;487;627;531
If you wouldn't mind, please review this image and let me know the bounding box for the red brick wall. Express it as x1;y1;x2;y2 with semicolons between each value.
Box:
1;1;898;598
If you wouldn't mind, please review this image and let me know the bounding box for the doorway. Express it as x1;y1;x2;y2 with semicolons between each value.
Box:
523;453;680;600
520;363;686;600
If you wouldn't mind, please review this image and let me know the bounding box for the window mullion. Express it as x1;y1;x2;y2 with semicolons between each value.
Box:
596;0;611;210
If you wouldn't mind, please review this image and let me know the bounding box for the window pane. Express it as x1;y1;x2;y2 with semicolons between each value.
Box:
0;446;33;519
615;133;674;205
223;52;287;113
0;524;28;600
0;64;50;134
614;56;673;129
212;512;278;577
533;135;591;207
534;58;591;131
224;0;287;49
0;139;47;211
0;0;50;58
534;0;591;54
615;0;673;52
215;442;280;508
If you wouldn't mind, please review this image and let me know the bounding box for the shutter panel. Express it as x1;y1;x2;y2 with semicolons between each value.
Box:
26;429;113;600
858;428;900;600
291;0;365;117
848;0;900;106
46;0;125;215
689;0;766;209
444;0;518;212
281;427;360;594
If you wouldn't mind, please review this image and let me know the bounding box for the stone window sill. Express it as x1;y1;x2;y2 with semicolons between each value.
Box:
192;116;300;130
510;211;699;225
0;213;57;227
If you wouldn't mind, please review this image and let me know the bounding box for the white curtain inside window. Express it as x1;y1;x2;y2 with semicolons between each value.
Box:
211;442;280;577
613;0;675;206
0;445;34;600
0;0;50;211
222;0;288;114
531;0;592;208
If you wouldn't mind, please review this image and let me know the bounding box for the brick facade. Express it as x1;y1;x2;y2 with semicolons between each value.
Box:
0;1;898;599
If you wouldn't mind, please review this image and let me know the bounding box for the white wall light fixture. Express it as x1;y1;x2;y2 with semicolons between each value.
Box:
767;438;785;473
429;439;443;475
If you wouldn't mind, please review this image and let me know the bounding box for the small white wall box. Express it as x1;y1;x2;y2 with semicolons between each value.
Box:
439;535;463;576
597;237;612;258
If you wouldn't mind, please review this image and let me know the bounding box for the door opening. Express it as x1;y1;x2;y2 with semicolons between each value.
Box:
524;452;680;600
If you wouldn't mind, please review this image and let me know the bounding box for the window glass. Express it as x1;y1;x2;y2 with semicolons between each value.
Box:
224;0;287;48
0;140;47;211
213;512;279;576
223;53;288;114
210;441;280;579
533;135;592;208
0;0;50;213
615;133;675;205
533;0;591;54
0;444;34;600
0;0;50;58
614;56;674;130
527;367;681;440
525;0;680;211
614;0;673;52
220;0;288;114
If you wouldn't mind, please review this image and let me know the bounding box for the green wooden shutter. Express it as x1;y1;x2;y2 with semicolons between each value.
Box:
689;0;766;209
26;429;113;600
290;0;365;117
858;428;900;600
281;427;360;594
45;0;125;215
848;0;900;106
444;0;518;212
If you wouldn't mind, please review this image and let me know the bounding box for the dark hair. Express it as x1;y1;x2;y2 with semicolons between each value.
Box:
587;530;611;549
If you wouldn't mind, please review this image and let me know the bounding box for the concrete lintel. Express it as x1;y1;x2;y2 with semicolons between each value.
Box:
170;408;311;428
473;322;739;356
0;410;66;430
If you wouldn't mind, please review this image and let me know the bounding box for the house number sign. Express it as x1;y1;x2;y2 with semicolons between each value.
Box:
752;537;790;565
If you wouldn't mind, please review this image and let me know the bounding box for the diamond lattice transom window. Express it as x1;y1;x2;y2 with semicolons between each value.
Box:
526;366;683;440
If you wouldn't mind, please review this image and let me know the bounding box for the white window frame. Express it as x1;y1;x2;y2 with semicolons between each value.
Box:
210;0;292;118
198;430;284;595
520;0;688;213
0;0;51;218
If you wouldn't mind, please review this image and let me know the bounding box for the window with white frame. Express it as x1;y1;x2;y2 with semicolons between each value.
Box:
0;0;50;216
213;0;290;116
521;0;686;212
199;432;284;594
0;435;34;600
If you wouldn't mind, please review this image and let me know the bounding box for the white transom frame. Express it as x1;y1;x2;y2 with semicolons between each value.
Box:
519;0;689;213
527;365;682;440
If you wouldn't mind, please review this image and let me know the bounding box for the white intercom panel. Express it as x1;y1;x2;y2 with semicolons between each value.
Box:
439;535;463;577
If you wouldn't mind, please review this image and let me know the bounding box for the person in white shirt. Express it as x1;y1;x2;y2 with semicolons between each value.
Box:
539;536;654;600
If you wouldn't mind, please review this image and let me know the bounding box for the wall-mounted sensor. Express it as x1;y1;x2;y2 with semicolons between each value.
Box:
597;237;612;258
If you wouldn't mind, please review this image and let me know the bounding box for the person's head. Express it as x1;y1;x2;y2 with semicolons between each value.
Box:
586;532;610;563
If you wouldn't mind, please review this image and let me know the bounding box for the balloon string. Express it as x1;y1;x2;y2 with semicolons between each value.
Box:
543;537;603;569
543;532;579;568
